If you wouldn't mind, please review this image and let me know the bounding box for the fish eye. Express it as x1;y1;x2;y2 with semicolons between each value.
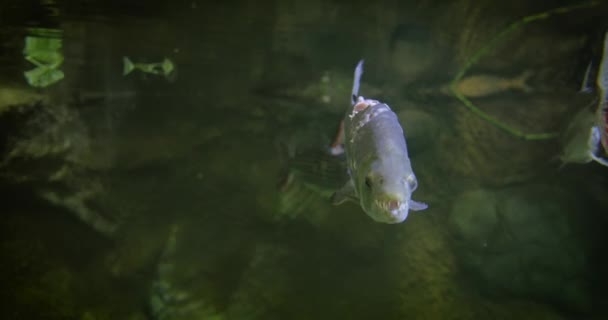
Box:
406;175;417;190
365;176;373;188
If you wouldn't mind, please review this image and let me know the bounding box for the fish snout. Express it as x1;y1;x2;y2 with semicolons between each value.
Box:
373;198;409;224
388;200;409;223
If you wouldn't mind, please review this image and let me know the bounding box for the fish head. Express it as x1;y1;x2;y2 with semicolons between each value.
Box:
357;159;419;224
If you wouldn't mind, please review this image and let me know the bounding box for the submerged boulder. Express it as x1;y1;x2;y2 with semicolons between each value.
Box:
449;184;591;312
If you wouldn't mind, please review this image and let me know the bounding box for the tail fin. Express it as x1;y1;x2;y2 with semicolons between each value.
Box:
122;56;134;76
351;59;364;104
515;70;533;93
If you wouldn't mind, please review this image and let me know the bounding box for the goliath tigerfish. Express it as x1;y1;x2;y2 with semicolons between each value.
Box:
331;60;428;224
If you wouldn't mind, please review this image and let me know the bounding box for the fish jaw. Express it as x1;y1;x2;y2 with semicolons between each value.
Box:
370;196;409;224
368;196;428;224
359;173;412;224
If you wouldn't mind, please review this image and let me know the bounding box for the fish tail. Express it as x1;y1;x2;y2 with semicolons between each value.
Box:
515;70;533;93
351;59;364;104
123;56;134;76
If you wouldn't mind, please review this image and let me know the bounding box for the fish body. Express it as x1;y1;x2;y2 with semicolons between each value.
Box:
559;123;606;167
558;107;597;166
561;31;608;168
599;107;608;152
123;56;176;80
588;126;608;166
595;31;608;153
448;71;532;98
331;60;427;224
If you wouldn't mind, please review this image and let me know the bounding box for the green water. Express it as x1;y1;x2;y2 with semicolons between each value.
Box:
1;0;608;319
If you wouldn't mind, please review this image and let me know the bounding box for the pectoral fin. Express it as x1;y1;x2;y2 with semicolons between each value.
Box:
330;180;358;205
410;199;428;211
590;153;608;167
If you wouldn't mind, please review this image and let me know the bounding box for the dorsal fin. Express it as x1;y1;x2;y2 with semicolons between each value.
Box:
351;59;364;105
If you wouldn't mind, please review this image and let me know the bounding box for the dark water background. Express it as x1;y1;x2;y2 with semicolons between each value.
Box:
1;0;608;319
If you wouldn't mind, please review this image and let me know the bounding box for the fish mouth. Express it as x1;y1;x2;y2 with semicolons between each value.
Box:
374;199;408;223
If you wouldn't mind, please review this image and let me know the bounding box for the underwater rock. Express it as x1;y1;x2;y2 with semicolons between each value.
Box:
0;98;121;237
397;109;440;155
0;227;79;319
103;219;171;278
18;267;78;319
439;94;574;186
388;198;560;320
0;85;48;114
145;219;292;320
449;184;591;312
225;243;291;320
557;105;597;166
390;211;471;319
389;28;443;85
147;225;225;320
449;189;498;245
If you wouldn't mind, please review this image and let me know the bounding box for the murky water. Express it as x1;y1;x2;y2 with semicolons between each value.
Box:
1;1;608;319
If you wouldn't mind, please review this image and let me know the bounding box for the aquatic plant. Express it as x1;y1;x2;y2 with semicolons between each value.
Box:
450;1;600;140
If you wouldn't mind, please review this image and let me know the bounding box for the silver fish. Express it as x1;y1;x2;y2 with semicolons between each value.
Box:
595;31;608;154
331;60;427;224
559;32;608;168
588;126;608;166
558;106;597;166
